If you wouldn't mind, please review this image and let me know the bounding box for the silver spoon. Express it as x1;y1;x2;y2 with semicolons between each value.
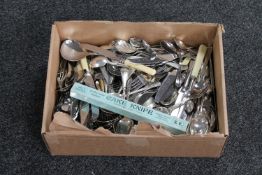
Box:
160;40;178;53
189;98;210;135
60;39;119;61
192;79;210;95
189;111;209;135
133;91;155;106
160;41;184;87
160;40;186;56
142;97;156;108
60;40;87;61
173;37;197;55
90;56;114;85
173;37;191;50
201;95;216;131
129;38;143;48
113;40;137;53
115;117;134;134
142;40;155;55
120;67;135;99
110;92;134;134
70;98;80;120
175;54;184;88
184;99;195;114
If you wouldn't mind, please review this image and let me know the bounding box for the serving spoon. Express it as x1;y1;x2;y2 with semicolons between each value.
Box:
60;39;118;61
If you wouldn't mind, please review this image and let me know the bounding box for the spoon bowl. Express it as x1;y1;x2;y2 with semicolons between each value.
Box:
129;38;143;48
192;79;210;95
160;40;178;53
174;38;189;50
189;111;209;135
113;40;137;53
90;56;114;86
90;56;108;68
60;40;87;61
174;37;197;55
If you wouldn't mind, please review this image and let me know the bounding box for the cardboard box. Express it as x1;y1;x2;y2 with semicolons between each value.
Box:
41;21;228;157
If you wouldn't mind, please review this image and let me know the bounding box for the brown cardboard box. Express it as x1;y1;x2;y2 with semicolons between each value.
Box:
41;21;228;157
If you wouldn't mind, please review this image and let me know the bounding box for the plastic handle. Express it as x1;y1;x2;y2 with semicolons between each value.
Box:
76;62;83;72
80;57;90;71
191;44;207;78
124;60;156;76
180;56;191;66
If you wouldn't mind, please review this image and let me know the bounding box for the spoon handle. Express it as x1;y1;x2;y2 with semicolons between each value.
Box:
124;60;156;76
81;43;119;60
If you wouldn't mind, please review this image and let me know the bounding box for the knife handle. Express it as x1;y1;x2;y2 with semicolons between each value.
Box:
191;44;207;78
124;60;156;76
155;70;177;103
80;57;90;72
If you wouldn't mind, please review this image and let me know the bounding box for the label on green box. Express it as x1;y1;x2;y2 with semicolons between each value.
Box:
70;83;188;134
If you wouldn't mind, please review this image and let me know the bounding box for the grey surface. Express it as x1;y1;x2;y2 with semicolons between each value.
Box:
0;0;261;174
